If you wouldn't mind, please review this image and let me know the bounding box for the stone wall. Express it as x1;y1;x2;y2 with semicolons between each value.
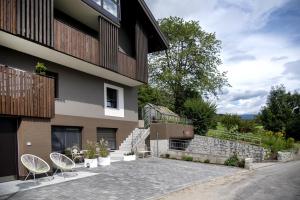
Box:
150;135;265;163
277;151;294;162
186;135;265;162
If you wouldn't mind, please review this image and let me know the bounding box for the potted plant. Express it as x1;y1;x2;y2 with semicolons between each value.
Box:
35;62;47;75
124;150;136;161
84;141;98;168
97;139;111;166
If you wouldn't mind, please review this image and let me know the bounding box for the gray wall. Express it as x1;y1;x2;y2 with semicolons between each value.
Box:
0;46;138;122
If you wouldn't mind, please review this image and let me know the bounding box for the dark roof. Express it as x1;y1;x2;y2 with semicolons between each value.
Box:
147;103;179;117
137;0;169;52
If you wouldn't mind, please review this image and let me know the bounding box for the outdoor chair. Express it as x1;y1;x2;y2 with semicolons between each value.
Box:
50;152;76;178
137;144;151;158
21;154;51;181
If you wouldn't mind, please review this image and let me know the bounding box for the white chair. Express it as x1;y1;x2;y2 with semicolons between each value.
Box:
50;152;76;178
21;154;50;181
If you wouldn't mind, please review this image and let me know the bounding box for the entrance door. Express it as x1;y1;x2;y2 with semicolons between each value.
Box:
97;128;117;150
0;117;18;182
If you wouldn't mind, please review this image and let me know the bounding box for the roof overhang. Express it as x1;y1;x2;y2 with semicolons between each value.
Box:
137;0;169;53
0;31;143;87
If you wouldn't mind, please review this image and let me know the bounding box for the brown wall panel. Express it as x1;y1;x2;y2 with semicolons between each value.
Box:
135;21;148;83
16;0;53;46
99;17;118;71
0;0;17;34
117;51;136;80
54;19;100;65
0;65;55;118
150;123;194;140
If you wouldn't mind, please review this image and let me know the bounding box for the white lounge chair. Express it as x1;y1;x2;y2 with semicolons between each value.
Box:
50;152;76;177
21;154;50;181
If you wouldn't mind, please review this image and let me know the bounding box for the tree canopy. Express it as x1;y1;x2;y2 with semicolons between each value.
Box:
260;85;300;140
147;17;229;114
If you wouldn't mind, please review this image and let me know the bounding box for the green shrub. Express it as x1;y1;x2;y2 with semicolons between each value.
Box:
204;159;210;163
35;62;47;75
183;98;217;135
286;138;295;150
97;138;110;157
182;155;193;161
84;141;98;159
238;120;257;133
224;154;245;168
165;153;170;158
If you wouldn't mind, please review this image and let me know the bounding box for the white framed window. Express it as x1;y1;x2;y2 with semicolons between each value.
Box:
104;83;124;117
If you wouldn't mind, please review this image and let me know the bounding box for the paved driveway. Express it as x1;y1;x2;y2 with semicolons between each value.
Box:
3;158;241;200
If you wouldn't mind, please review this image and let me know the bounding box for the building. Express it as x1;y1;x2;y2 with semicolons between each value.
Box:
0;0;168;182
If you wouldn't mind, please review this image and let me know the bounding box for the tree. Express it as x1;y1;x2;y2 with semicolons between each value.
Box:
260;85;300;140
220;114;241;131
138;85;173;110
183;98;217;135
149;17;229;114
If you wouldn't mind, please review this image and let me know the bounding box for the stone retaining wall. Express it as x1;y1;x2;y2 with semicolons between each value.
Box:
277;151;294;162
151;135;266;163
186;135;265;162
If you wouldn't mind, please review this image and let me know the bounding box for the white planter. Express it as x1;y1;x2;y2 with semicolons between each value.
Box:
124;155;136;161
98;156;111;166
84;158;98;168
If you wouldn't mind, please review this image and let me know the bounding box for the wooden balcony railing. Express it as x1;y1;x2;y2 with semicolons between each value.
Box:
118;51;137;80
0;65;55;118
54;19;100;65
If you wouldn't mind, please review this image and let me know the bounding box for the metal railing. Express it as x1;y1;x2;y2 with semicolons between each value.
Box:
169;139;190;151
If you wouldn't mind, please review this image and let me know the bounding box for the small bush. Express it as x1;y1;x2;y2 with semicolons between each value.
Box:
182;155;193;161
204;159;210;163
165;153;170;158
224;154;245;168
220;114;241;132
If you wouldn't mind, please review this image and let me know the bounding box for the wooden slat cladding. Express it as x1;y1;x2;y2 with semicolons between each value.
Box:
117;51;137;80
0;0;17;34
16;0;53;47
54;19;100;65
135;22;148;83
99;17;118;71
0;65;55;118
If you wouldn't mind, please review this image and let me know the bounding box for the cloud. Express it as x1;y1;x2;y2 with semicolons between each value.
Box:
230;90;268;101
271;56;288;61
283;60;300;79
227;54;256;63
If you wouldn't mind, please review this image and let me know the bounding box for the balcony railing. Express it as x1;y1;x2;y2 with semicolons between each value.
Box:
54;19;100;65
169;139;190;151
118;51;137;80
0;65;55;118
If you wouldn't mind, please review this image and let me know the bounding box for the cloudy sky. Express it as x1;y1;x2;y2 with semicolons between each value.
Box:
145;0;300;114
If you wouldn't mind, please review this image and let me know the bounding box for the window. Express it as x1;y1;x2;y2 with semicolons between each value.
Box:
104;83;124;117
51;126;82;153
97;128;117;150
91;0;119;18
106;87;118;108
46;71;59;98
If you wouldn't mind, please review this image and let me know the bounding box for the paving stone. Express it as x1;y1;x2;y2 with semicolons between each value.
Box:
4;158;240;200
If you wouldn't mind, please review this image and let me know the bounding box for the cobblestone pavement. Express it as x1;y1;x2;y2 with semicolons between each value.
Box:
2;158;241;200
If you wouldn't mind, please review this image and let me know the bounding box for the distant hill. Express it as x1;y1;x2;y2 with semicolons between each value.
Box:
240;114;256;120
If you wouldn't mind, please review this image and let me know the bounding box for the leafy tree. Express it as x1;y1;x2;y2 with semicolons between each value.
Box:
220;114;241;131
183;98;217;135
237;120;257;133
138;85;173;110
260;85;300;140
149;17;229;114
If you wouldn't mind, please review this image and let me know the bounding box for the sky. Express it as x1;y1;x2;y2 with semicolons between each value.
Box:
145;0;300;115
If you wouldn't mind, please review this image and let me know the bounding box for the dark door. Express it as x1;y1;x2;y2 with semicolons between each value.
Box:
0;118;18;182
97;128;117;150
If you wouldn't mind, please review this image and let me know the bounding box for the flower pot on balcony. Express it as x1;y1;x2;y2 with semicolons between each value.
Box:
98;156;111;166
84;158;98;168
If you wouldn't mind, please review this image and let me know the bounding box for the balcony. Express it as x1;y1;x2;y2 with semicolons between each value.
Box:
54;19;100;65
0;65;55;118
117;52;137;80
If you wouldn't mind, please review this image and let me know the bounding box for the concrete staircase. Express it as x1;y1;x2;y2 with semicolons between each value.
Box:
110;128;150;162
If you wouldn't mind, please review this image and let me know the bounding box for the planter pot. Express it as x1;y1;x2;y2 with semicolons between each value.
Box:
84;158;98;168
98;156;111;166
124;155;136;161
